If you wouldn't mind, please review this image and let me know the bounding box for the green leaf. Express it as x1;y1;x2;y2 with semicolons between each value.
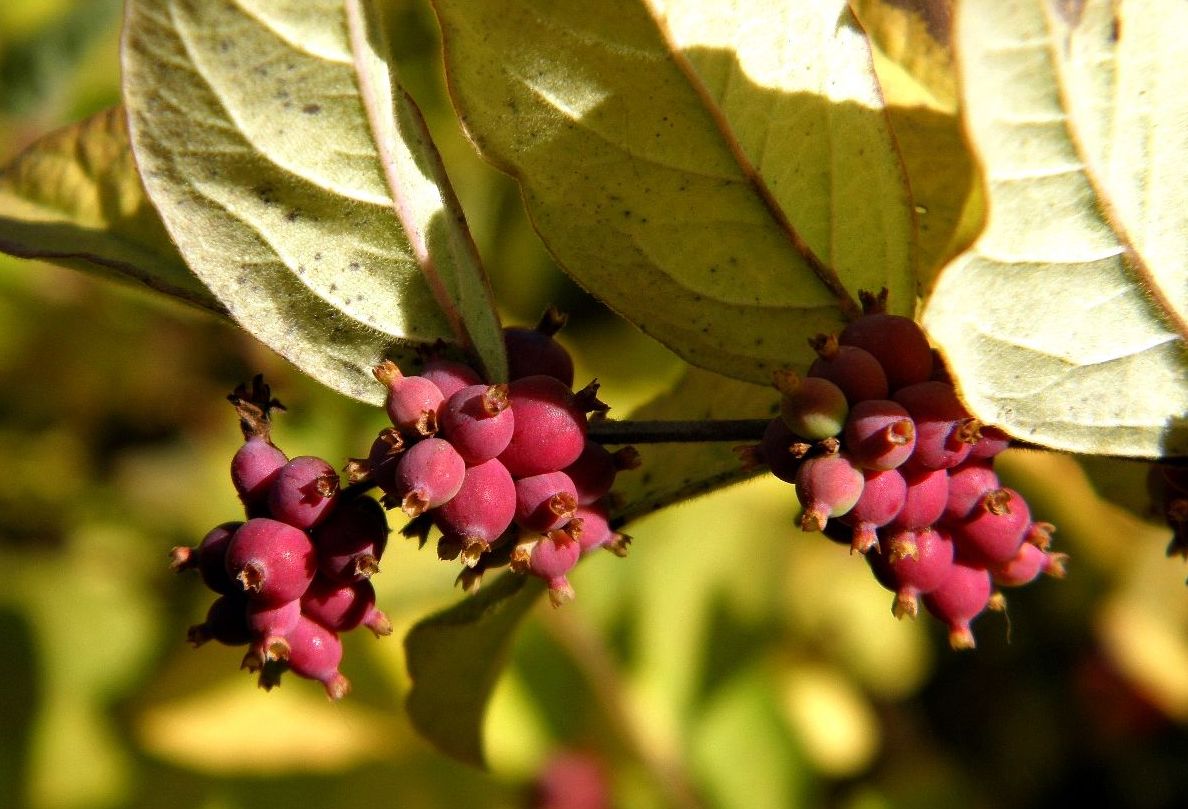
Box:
404;573;543;767
121;0;506;405
432;0;914;385
0;107;221;313
923;0;1188;458
610;367;779;524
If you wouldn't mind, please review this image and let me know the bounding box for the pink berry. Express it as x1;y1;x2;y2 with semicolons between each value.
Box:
923;561;993;649
807;335;889;404
990;540;1068;587
231;435;287;514
285;615;350;700
943;459;1001;522
268;456;340;530
171;521;243;595
225;518;317;605
530;750;612;809
504;322;575;387
433;458;517;565
498;376;588;477
840;468;907;554
953;488;1031;565
755;417;807;484
515;471;580;533
390;437;466;517
843;400;916;471
795;452;865;532
373;360;444;438
839;313;934;391
301;575;392;636
314;495;389;583
420;357;483;401
881;528;956;618
572;501;627;555
893;382;979;470
438;384;516;465
888;465;949;531
516;529;582;607
970;425;1012;459
776;373;849;440
245;598;302;666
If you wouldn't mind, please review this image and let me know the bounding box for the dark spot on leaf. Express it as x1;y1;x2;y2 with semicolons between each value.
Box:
303;103;321;115
219;39;232;52
286;210;299;222
349;262;361;271
330;283;338;292
314;252;322;261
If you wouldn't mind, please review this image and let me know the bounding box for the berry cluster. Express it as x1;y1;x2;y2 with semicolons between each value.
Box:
172;377;392;699
354;310;635;607
747;291;1066;649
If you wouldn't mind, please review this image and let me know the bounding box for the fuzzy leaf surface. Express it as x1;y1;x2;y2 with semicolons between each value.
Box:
122;0;506;404
924;0;1188;458
432;0;914;384
0;107;219;313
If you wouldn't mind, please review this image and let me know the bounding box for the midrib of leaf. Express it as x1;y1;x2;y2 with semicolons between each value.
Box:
1041;2;1188;344
342;0;467;347
643;6;861;317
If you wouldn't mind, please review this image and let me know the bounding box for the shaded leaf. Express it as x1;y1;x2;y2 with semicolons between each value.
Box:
924;0;1188;458
404;573;543;767
0;106;220;313
121;0;506;405
432;0;915;385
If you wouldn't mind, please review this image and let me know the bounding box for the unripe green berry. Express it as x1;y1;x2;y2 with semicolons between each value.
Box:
774;372;849;440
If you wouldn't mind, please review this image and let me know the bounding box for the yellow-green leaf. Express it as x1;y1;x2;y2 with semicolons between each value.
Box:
432;0;915;384
121;0;506;405
924;0;1188;458
0;107;220;313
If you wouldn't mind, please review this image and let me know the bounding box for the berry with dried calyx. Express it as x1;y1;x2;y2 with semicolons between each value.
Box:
498;375;588;477
839;294;934;390
747;417;810;484
224;518;317;605
244;598;302;667
991;541;1068;587
893;381;980;471
301;575;392;636
268;456;341;530
794;451;865;532
390;437;466;517
433;458;517;566
187;594;253;647
285;615;351;700
943;459;1002;522
514;471;580;533
438;384;515;465
953;487;1031;565
314;495;389;583
232;436;288;515
842;399;916;471
373;360;444;438
514;528;582;607
969;425;1012;460
171;521;243;595
880;527;956;619
504;307;575;387
807;334;889;404
564;441;639;505
573;501;628;556
923;561;993;650
840;468;907;554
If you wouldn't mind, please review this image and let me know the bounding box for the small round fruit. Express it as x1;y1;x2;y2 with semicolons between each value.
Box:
776;374;849;440
268;456;340;530
497;376;588;477
285;615;351;700
839;313;934;391
224;518;317;605
795;452;865;532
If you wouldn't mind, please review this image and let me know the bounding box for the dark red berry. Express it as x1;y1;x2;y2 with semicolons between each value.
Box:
504;322;574;387
882;528;956;618
171;521;243;595
839;313;934;391
943;459;1001;522
314;495;389;583
390;437;466;517
364;427;405;491
498;376;588;477
420;357;483;401
563;441;621;505
893;382;979;470
268;456;340;530
301;575;392;636
438;384;516;465
187;594;253;647
245;597;302;666
373;360;444;438
795;452;865;532
843;400;916;471
807;335;889;404
225;518;317;605
754;417;809;484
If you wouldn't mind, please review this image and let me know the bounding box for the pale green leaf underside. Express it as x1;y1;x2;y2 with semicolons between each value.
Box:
403;366;776;766
0;107;219;313
433;0;915;384
924;0;1188;458
122;0;505;405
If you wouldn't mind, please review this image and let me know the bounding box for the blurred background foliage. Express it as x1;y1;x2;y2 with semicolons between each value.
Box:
1;2;1187;808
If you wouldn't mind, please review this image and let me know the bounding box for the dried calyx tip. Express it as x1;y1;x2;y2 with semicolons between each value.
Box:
536;305;568;336
808;333;840;359
771;368;801;396
613;446;642;471
857;288;889;315
575;380;609;414
371;359;404;386
169;546;195;572
482;384;511;415
227;374;285;440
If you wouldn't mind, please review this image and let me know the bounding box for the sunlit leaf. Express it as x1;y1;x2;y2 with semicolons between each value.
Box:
404;573;543;767
121;0;506;405
0;107;220;313
924;0;1188;458
432;0;915;385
